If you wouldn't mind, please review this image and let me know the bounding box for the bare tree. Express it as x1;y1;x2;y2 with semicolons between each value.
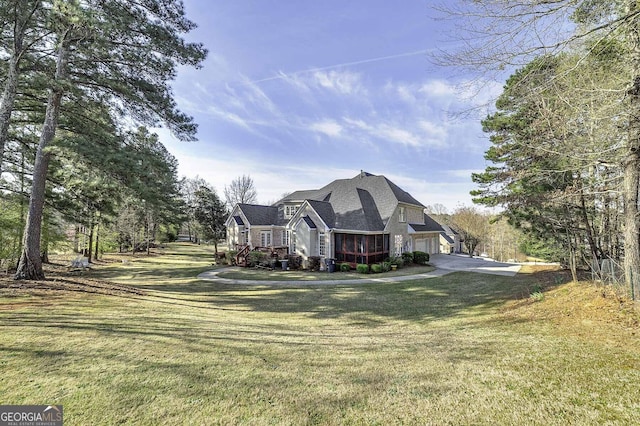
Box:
224;175;257;209
451;206;488;257
426;203;449;216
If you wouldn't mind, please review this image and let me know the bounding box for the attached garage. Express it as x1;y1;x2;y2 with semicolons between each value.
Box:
415;238;427;253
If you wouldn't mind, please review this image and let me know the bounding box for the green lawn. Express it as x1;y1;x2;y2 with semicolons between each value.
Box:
1;243;639;425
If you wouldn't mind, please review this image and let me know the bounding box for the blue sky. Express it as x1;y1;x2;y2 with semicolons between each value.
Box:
158;0;503;211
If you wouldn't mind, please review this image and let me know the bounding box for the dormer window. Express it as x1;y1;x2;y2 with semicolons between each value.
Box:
399;206;406;222
285;204;299;219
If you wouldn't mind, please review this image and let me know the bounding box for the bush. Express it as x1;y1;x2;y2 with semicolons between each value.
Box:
388;256;404;268
382;261;392;272
371;263;383;273
340;263;351;272
287;255;302;270
356;263;369;274
226;250;237;266
413;251;429;264
308;256;321;271
402;252;414;264
247;251;267;267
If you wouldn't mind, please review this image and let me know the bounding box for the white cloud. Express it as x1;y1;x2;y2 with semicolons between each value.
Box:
377;125;421;147
206;105;251;129
311;70;365;95
309;120;343;138
418;120;448;140
419;79;458;97
446;169;484;179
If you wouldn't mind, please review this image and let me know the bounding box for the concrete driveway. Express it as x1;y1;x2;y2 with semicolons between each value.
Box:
428;253;521;276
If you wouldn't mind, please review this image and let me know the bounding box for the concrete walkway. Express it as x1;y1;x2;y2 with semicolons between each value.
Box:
196;267;452;286
197;254;521;286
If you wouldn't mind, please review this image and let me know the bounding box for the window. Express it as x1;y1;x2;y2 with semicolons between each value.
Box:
292;232;297;253
395;235;403;256
285;205;299;219
260;231;272;247
398;206;406;222
319;232;326;256
281;230;286;246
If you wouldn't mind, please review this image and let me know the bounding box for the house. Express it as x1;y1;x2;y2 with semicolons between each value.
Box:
439;223;463;254
225;171;444;267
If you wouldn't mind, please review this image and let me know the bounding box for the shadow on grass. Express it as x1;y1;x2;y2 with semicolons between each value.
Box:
138;271;535;323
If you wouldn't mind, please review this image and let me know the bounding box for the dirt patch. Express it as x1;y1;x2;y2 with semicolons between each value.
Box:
0;261;144;308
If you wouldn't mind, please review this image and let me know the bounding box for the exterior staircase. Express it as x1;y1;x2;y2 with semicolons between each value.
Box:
236;245;251;267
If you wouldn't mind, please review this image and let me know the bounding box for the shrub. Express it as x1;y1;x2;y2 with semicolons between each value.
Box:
287;255;302;270
226;250;237;266
340;263;351;272
371;263;383;273
413;251;429;264
389;256;404;268
382;261;392;272
247;251;267;267
402;252;414;264
356;263;369;274
308;256;321;271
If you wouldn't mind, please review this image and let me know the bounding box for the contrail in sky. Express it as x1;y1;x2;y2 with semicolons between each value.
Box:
248;49;433;84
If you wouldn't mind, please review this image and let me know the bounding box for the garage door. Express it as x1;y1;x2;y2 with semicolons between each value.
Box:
415;238;427;252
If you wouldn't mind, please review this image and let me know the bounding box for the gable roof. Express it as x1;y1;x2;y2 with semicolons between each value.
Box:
302;215;317;229
237;204;279;226
440;224;459;236
441;233;455;244
307;200;336;228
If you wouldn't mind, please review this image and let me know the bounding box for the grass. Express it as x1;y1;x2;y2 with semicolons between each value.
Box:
1;242;639;425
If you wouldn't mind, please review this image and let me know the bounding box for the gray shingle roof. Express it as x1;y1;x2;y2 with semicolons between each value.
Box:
302;215;317;229
238;204;279;226
276;172;424;231
243;172;427;232
410;214;444;233
307;200;336;228
233;215;244;225
441;233;454;244
440;224;459;236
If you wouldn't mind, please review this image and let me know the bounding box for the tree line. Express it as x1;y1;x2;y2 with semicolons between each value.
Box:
0;0;207;280
439;1;640;298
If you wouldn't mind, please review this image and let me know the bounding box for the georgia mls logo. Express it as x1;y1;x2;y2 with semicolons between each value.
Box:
0;405;63;426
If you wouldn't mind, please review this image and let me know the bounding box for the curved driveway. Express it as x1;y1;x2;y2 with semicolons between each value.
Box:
197;253;520;285
428;253;521;276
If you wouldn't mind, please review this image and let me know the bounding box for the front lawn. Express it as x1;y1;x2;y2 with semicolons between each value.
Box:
1;242;639;425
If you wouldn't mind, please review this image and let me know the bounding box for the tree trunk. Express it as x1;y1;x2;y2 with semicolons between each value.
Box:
14;37;70;280
624;2;640;300
87;219;94;263
622;131;640;300
94;221;100;261
146;213;151;256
